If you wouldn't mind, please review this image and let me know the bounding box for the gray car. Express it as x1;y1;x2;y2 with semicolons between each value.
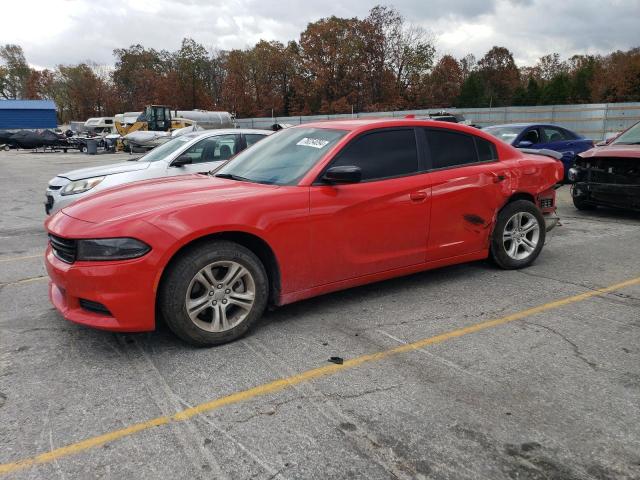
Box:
45;129;272;214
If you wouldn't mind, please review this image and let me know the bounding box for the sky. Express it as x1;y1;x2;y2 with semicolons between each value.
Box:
2;0;639;69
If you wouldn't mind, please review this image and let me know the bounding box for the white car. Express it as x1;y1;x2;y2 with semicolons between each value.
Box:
45;129;272;214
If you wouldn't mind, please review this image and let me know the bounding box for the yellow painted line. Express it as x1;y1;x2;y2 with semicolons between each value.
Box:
1;275;639;475
0;254;41;264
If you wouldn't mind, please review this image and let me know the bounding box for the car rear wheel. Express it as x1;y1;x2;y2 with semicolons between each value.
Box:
491;200;545;269
159;241;268;346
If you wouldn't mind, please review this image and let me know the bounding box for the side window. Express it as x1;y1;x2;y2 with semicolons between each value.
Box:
181;135;239;164
521;128;540;144
542;127;570;142
245;134;266;147
425;129;478;169
330;129;418;181
475;137;498;162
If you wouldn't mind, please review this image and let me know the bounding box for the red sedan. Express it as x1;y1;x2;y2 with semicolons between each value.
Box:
45;119;563;346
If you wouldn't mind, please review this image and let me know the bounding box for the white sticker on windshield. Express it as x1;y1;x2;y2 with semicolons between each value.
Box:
297;137;330;149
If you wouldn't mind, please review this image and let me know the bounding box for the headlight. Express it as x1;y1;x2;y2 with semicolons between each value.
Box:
61;176;105;196
567;167;580;182
77;238;151;261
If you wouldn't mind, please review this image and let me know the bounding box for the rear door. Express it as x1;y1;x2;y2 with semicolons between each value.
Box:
308;128;430;286
423;128;509;261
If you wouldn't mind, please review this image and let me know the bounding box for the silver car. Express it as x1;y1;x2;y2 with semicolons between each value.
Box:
45;129;272;214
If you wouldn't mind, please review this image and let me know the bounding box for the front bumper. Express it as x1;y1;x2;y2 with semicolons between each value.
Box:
44;212;177;333
572;182;640;211
45;246;158;332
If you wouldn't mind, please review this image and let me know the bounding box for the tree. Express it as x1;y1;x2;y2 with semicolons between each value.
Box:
459;54;476;80
456;72;486;107
299;16;370;113
536;53;568;81
568;55;598;103
0;44;31;99
590;48;640;102
112;44;167;108
540;73;571;104
477;46;520;107
173;38;212;109
428;55;463;107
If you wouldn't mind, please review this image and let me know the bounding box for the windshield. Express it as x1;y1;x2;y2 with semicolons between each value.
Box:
612;122;640;145
215;127;347;185
483;126;525;144
136;135;194;162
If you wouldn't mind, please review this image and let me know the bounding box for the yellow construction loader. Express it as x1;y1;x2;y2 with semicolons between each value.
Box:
115;105;197;136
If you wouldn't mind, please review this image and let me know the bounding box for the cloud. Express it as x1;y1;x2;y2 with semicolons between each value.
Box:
2;0;639;69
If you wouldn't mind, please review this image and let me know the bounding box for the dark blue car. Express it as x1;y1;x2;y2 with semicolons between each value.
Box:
483;123;594;181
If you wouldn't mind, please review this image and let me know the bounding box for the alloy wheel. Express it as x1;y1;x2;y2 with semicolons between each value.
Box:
502;212;540;260
185;260;256;332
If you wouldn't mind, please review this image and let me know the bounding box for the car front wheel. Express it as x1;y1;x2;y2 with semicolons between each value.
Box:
159;240;269;346
572;195;596;211
491;200;545;269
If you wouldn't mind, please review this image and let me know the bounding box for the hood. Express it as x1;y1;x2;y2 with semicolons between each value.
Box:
61;174;279;224
580;144;640;160
58;160;151;181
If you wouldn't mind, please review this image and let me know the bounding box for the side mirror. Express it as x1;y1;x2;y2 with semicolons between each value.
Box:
322;165;362;184
172;154;192;167
518;140;533;148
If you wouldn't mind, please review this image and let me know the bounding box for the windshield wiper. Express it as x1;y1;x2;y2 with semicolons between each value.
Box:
214;173;252;182
213;173;276;185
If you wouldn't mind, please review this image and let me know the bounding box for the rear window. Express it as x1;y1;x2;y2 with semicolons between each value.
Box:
475;137;498;162
425;130;476;169
425;129;497;168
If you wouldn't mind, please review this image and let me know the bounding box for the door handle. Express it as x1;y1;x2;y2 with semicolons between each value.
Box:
410;191;428;201
490;172;507;183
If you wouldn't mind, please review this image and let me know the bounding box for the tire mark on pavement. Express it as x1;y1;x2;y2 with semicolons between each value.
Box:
118;336;228;480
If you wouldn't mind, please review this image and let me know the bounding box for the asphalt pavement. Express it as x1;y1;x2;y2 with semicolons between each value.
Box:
0;149;639;480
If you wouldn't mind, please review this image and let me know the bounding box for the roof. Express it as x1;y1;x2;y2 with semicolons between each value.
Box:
484;123;570;129
300;118;484;135
0;100;56;110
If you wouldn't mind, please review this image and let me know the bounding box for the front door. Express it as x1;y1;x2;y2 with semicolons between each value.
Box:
309;128;430;286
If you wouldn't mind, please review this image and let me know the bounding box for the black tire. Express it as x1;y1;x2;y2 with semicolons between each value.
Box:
158;240;269;346
572;195;596;211
490;200;546;270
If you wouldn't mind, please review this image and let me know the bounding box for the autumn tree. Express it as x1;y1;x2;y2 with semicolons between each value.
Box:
172;38;212;109
299;16;371;113
591;48;640;102
428;55;463;107
112;45;168;108
477;46;520;106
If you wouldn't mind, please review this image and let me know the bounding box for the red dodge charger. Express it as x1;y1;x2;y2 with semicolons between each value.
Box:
45;119;563;346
